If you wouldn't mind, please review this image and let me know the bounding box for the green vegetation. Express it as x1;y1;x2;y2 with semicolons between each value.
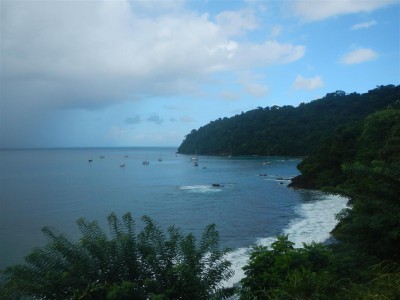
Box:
240;104;400;299
0;213;234;299
324;105;400;261
239;236;400;299
2;85;399;299
178;85;399;156
240;236;341;299
291;101;400;191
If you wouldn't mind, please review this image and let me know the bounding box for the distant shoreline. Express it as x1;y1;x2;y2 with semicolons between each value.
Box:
0;146;179;151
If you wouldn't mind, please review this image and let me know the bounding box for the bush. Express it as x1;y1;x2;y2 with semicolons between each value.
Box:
0;212;234;299
239;235;343;299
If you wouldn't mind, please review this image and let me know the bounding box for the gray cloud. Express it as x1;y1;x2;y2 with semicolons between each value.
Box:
147;114;164;125
180;116;195;123
125;115;142;125
0;0;305;147
1;1;304;108
220;91;240;101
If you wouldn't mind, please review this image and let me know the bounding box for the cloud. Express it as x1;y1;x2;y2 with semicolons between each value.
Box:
244;82;269;98
125;115;141;125
215;9;258;36
107;126;129;140
147;114;164;125
239;72;269;98
291;0;397;22
180;116;195;123
220;91;240;101
271;25;283;37
236;41;305;67
1;0;305;147
351;20;377;30
340;48;378;64
293;75;324;90
2;1;304;107
126;114;164;125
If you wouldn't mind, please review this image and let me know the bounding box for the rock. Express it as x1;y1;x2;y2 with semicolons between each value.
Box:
288;175;315;189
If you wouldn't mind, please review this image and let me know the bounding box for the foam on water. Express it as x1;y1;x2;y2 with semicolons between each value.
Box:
281;193;349;247
178;185;223;193
224;193;349;287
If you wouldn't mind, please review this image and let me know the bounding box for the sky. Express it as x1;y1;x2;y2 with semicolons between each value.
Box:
1;0;399;148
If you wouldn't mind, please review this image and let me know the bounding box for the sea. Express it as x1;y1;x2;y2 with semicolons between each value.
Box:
0;147;348;286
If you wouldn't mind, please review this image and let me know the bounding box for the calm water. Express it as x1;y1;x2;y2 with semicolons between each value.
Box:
0;147;348;285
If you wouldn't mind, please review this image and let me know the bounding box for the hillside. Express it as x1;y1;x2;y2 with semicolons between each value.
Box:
290;100;400;191
178;84;400;156
239;104;400;299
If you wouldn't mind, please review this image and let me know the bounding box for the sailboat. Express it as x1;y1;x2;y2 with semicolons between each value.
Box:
141;152;150;165
192;150;199;166
158;153;162;162
191;150;198;161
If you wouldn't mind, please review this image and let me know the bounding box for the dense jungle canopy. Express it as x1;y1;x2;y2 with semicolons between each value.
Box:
178;84;400;156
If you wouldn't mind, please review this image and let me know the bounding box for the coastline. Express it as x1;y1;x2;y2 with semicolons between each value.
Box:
224;192;349;288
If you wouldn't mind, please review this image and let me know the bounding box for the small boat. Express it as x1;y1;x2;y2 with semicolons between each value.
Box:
120;163;125;167
88;158;93;162
191;150;198;161
158;153;162;162
142;161;150;165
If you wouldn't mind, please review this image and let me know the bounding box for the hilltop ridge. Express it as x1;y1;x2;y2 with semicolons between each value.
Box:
178;85;400;156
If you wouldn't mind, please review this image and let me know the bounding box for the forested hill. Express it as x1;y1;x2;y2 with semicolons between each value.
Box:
178;84;400;156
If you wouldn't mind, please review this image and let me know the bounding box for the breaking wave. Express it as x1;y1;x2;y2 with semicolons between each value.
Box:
178;184;223;193
224;193;349;287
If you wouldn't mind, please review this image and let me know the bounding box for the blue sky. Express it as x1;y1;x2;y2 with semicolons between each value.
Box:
1;0;399;148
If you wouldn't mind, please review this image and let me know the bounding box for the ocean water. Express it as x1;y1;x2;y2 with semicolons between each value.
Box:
0;147;348;286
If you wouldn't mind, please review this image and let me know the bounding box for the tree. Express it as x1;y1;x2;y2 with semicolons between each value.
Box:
239;105;400;299
178;85;400;156
0;213;234;299
239;236;340;300
332;109;400;261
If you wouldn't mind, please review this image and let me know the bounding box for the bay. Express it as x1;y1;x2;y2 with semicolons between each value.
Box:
0;147;348;285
